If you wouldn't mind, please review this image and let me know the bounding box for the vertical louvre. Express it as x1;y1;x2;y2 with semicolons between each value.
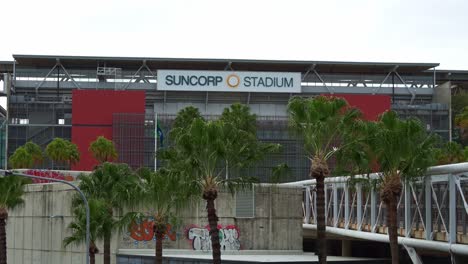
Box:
235;186;255;218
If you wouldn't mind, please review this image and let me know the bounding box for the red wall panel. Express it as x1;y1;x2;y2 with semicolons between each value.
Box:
330;94;391;121
71;90;145;170
72;127;113;170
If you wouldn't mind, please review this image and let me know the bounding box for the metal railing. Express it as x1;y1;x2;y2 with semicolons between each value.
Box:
284;162;468;255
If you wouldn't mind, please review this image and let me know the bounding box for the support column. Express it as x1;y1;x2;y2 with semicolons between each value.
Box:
371;187;377;233
404;245;423;264
345;183;350;229
305;186;311;224
325;183;328;223
405;181;412;237
333;184;338;227
341;240;352;257
357;184;362;230
449;174;457;243
425;176;432;240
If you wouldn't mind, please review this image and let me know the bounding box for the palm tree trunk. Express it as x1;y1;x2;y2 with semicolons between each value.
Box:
89;244;96;264
316;175;327;264
386;195;399;264
311;157;329;264
381;174;402;264
103;233;111;264
154;224;165;264
205;197;221;264
0;209;7;264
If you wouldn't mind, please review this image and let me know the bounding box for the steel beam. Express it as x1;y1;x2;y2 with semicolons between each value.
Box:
333;184;338;227
58;63;80;89
425;176;432;240
357;184;362;231
124;63;145;89
305;186;311;224
371;187;377;232
405;182;412;237
345;183;350;229
449;174;457;243
303;224;468;256
394;71;416;104
35;63;58;93
404;245;423;264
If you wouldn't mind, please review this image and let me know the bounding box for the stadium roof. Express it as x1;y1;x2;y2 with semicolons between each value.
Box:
12;54;439;74
0;61;14;73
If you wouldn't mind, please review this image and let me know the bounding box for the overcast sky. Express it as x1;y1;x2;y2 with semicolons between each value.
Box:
1;0;468;70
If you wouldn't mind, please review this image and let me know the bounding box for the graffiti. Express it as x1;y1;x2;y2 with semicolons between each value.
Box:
186;224;240;251
25;169;74;183
125;218;177;248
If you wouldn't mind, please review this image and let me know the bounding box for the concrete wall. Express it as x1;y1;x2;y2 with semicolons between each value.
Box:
432;81;451;105
6;183;302;264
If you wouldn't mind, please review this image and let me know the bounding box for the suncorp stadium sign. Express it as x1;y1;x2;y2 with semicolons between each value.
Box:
157;70;301;93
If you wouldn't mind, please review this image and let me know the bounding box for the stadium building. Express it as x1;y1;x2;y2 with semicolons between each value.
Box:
0;55;466;181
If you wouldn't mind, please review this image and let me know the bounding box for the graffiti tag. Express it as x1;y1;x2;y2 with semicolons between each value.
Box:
186;224;240;251
129;219;177;242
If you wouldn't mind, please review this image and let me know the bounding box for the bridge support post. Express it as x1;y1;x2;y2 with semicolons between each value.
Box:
325;183;328;224
449;173;457;243
404;245;423;264
305;186;311;224
357;184;362;231
405;181;412;237
341;240;352;257
333;184;338;227
345;183;349;229
371;186;376;233
425;176;432;240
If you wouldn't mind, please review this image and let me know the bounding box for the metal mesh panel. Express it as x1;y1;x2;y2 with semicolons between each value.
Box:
113;113;157;170
112;113;310;182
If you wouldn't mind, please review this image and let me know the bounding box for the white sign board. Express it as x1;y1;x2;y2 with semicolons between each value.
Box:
157;70;301;93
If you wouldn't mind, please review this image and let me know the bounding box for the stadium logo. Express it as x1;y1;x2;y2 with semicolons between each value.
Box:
226;74;240;88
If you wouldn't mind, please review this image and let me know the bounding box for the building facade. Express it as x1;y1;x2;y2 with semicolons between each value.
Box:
0;55;459;181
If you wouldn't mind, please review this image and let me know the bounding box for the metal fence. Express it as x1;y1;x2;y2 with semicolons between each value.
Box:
112;113;310;182
290;162;468;256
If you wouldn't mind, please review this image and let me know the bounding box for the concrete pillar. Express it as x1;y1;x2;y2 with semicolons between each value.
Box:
341;240;352;257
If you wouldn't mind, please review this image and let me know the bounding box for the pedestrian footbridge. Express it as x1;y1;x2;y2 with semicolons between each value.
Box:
283;162;468;261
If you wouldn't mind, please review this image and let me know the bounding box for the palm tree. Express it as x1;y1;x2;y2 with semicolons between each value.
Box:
435;141;467;165
64;199;113;264
9;142;44;169
287;96;361;264
220;103;256;134
8;147;33;169
76;162;140;264
24;141;44;165
171;106;204;134
132;167;194;264
369;111;437;264
46;138;80;169
220;103;279;179
89;136;118;164
163;121;265;263
0;175;29;264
